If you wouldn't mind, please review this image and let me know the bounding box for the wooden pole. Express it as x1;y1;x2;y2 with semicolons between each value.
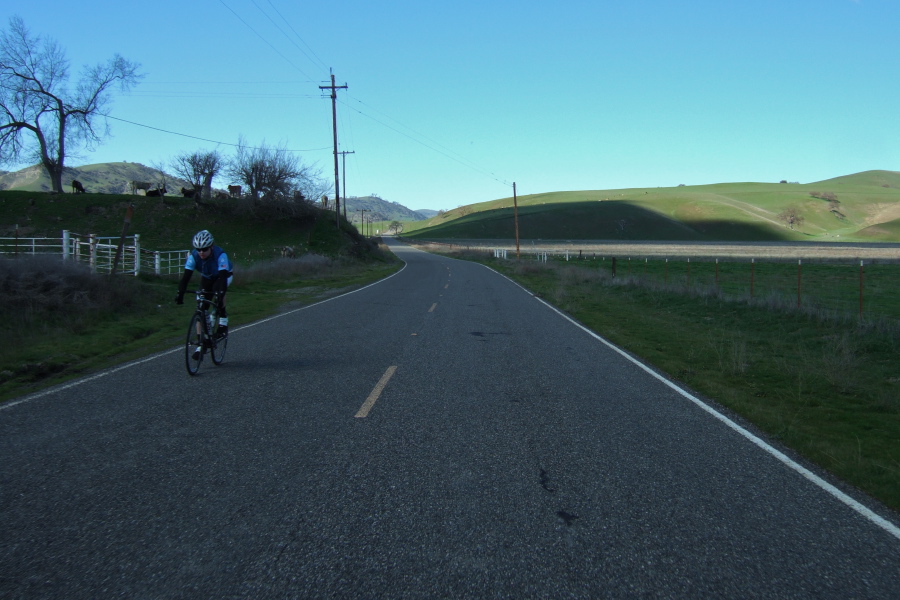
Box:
111;204;134;276
513;182;520;259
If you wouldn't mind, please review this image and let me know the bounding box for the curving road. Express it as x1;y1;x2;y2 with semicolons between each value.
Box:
2;237;899;598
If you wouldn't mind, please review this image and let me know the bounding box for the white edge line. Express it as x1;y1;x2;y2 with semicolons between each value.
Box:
481;262;900;543
1;262;408;411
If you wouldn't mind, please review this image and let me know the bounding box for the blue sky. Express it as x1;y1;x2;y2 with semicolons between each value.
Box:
4;0;898;210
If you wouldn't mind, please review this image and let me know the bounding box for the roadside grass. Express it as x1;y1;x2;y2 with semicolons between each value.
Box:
0;249;401;403
436;248;900;514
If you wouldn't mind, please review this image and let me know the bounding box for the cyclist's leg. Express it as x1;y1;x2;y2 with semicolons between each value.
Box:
199;278;216;346
216;275;232;338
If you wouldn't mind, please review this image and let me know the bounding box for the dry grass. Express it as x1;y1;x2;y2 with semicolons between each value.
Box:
238;254;339;284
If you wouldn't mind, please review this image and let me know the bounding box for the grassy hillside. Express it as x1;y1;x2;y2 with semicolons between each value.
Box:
343;195;425;225
403;171;900;242
0;162;192;196
0;190;376;263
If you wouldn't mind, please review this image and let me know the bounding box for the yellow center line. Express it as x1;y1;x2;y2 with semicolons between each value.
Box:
429;303;437;312
355;366;398;418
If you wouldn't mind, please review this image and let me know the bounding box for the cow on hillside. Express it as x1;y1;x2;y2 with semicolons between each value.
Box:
146;186;167;197
71;180;86;194
228;185;242;198
131;180;152;195
181;187;198;198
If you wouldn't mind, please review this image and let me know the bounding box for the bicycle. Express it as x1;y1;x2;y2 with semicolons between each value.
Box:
185;289;228;375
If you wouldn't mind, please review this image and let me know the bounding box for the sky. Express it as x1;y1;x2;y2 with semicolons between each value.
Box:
3;0;899;211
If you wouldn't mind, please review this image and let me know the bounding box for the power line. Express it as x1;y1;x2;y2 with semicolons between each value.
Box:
217;0;318;82
128;92;320;100
105;115;330;153
340;96;512;188
257;0;330;75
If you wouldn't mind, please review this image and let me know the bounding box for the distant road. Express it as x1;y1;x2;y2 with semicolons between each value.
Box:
2;237;899;598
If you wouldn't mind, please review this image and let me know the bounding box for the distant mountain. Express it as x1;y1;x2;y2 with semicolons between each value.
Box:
0;162;191;194
415;209;439;219
343;195;425;223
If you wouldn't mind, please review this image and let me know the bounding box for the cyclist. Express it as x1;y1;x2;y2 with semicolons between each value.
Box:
175;230;234;347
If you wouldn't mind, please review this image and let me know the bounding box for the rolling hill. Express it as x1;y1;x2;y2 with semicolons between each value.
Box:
402;171;900;243
342;195;425;224
0;162;194;195
0;163;428;220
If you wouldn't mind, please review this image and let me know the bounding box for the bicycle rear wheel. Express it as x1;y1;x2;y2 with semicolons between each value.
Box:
211;320;228;365
185;312;204;375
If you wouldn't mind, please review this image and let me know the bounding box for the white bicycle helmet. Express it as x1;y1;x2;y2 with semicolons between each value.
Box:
192;230;214;249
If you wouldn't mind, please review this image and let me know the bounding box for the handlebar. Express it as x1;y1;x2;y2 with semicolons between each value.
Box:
193;290;222;309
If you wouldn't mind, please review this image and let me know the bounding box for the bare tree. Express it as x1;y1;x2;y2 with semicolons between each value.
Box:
293;164;332;205
0;16;142;193
228;137;308;201
778;207;804;230
171;149;223;199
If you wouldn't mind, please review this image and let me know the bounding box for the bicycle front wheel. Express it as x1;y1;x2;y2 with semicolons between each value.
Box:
185;312;204;375
211;322;228;365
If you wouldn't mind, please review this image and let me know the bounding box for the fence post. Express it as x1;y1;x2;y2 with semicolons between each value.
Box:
62;230;70;260
797;259;802;308
134;234;141;276
715;258;719;289
89;234;98;273
611;256;617;278
687;258;691;288
155;251;161;276
751;258;755;298
665;258;669;284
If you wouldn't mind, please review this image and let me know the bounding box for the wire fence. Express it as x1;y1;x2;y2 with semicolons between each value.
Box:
533;252;900;325
0;230;188;276
589;256;896;321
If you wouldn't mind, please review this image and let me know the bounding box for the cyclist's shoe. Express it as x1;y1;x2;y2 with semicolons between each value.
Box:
192;347;202;361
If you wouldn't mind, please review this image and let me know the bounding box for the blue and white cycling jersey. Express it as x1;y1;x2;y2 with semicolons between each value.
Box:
184;246;233;280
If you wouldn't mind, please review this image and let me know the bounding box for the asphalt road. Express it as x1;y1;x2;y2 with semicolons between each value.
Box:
2;237;899;598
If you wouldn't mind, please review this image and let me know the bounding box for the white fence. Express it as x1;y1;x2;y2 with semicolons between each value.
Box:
0;230;188;276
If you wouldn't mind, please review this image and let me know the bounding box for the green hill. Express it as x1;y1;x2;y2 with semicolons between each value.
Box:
0;162;192;195
0;189;379;263
343;195;425;225
403;171;900;242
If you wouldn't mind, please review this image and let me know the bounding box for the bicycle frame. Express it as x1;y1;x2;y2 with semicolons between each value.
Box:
185;289;226;375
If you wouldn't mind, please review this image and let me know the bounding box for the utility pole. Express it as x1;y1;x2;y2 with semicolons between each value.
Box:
513;182;520;259
320;71;347;228
339;150;355;221
359;209;366;236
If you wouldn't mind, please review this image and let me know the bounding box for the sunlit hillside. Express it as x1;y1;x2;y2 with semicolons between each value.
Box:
402;171;900;243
